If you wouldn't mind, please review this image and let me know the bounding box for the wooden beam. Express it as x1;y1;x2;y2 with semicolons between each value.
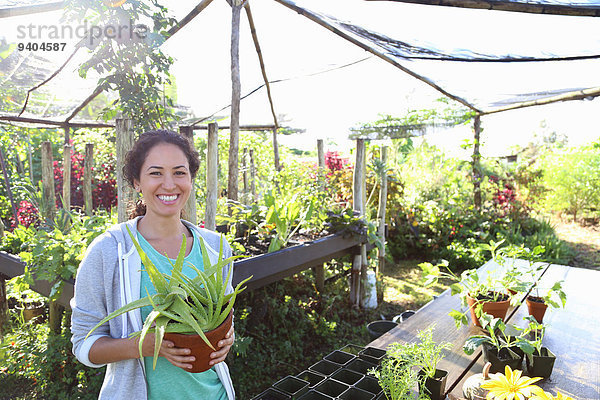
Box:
481;87;600;115
272;0;481;113
0;1;64;18
0;115;113;129
472;115;482;209
205;123;219;231
167;0;215;38
0;148;18;225
41;142;57;223
65;86;104;123
228;1;243;203
244;2;279;129
190;124;276;131
180;126;198;224
83;143;94;216
62;144;72;211
351;139;366;307
377;146;388;274
364;0;600;17
116;119;135;223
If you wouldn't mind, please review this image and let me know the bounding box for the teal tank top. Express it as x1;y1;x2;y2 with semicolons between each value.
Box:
137;230;227;400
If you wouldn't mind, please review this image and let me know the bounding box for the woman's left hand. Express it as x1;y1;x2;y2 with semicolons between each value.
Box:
209;325;234;366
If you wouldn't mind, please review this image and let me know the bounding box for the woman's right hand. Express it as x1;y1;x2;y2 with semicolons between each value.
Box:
139;333;196;370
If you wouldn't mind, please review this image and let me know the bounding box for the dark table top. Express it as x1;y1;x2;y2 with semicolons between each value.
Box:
368;259;600;400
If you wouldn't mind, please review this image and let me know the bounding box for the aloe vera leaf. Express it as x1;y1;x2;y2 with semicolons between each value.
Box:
193;269;214;320
138;310;161;360
126;226;168;294
166;234;187;291
152;316;169;370
176;272;211;306
86;296;154;339
169;296;215;350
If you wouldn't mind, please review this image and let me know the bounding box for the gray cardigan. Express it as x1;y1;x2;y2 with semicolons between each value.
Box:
70;217;236;400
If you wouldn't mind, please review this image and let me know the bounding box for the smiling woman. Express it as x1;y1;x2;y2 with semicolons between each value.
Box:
70;130;237;400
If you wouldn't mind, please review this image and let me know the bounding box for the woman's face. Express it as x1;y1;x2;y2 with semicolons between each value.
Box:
133;142;192;219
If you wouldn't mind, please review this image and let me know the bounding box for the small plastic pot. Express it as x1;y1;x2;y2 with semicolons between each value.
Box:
418;369;448;400
273;375;310;399
526;347;556;379
482;343;522;373
339;344;365;356
314;379;349;398
359;347;387;365
297;390;333;400
252;387;292;400
330;368;363;385
338;387;375;400
308;360;341;376
296;370;327;388
347;358;378;375
356;376;383;395
324;350;355;366
367;320;398;341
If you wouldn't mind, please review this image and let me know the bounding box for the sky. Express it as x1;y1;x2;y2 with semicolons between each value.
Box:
1;0;599;157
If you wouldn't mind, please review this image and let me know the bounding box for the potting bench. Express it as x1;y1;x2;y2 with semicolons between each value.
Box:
369;260;600;400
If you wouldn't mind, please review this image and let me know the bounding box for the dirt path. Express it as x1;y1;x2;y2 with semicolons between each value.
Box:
551;217;600;270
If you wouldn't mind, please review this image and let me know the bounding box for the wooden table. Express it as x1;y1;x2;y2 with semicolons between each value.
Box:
369;259;600;400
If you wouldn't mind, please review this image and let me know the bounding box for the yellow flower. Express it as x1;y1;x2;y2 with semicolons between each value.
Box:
531;391;574;400
481;365;543;400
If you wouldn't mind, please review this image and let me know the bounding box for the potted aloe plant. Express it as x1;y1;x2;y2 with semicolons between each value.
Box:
86;227;251;372
420;260;510;328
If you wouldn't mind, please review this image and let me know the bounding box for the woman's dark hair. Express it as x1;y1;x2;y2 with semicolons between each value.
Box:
124;129;200;218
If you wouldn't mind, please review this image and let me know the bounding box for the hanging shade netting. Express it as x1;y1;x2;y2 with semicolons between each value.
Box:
1;0;600;129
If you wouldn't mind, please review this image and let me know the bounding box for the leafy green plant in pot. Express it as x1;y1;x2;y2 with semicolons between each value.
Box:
420;260;510;328
520;316;556;379
370;340;420;400
526;280;566;324
414;325;452;400
463;315;533;373
86;227;251;373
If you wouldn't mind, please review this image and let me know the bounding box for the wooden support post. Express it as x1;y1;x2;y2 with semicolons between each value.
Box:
272;128;280;171
62;144;72;211
377;146;388;275
315;139;326;292
242;147;248;203
42;141;64;333
83;143;94;216
13;147;24;176
473;115;482;209
0;147;19;225
116;119;135;223
249;148;256;202
180;126;198;224
27;139;34;182
41;141;56;223
228;1;242;204
350;139;366;307
317;139;326;189
0;276;7;339
205;123;219;231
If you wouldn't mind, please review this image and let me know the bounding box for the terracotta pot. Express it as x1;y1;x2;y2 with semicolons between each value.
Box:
526;296;548;323
164;310;233;373
467;295;510;328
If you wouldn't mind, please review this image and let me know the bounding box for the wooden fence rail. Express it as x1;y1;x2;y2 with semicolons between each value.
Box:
0;233;368;309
